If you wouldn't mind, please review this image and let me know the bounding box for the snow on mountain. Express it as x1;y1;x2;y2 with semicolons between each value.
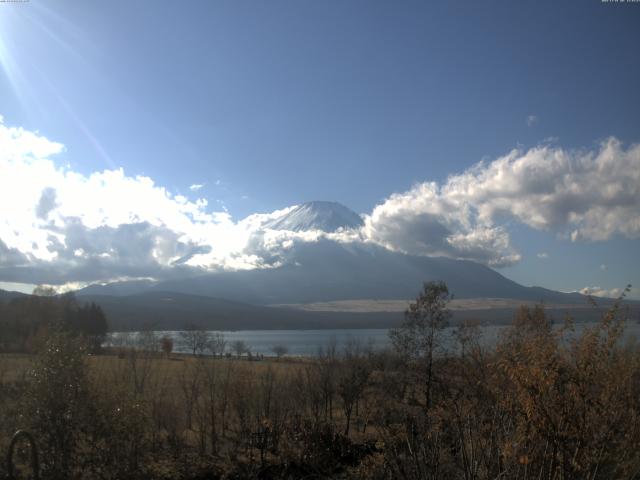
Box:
263;201;364;232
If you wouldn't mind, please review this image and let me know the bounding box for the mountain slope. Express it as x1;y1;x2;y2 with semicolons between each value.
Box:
77;279;157;296
0;289;29;302
147;240;587;305
78;290;402;331
76;290;624;332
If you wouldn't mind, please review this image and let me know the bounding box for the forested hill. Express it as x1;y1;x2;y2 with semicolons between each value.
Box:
0;293;107;352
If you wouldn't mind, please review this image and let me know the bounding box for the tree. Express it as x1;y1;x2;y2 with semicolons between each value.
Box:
453;318;481;359
207;332;227;358
32;285;57;297
180;323;211;356
272;344;288;359
232;340;248;359
389;280;451;410
80;302;108;352
317;338;338;421
160;335;174;357
337;340;372;435
25;330;92;478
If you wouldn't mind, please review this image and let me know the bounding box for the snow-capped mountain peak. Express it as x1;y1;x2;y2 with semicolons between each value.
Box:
263;201;364;232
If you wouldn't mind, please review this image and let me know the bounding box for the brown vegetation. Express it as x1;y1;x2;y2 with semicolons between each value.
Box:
1;283;639;479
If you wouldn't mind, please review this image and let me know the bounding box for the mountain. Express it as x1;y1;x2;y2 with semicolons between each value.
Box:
74;200;603;311
5;198;632;330
82;239;589;305
0;289;29;302
263;201;364;232
77;279;157;296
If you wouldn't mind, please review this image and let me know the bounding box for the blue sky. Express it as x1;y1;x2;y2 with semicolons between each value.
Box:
0;0;639;297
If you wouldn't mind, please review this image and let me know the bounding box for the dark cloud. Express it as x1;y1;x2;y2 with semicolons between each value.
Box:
0;239;30;268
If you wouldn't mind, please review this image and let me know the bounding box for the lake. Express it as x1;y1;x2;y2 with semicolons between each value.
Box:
108;320;640;357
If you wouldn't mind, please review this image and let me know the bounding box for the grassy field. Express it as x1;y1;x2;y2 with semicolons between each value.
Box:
2;302;640;479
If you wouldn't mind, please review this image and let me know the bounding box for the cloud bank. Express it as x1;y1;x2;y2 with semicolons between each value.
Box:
578;286;638;300
363;182;521;267
1;117;639;288
364;138;640;265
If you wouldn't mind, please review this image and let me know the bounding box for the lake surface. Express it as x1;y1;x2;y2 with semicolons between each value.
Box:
109;320;640;357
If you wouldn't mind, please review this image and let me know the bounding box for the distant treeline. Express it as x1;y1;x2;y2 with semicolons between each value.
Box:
0;293;108;352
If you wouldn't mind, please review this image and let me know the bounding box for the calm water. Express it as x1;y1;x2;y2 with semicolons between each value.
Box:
109;321;640;357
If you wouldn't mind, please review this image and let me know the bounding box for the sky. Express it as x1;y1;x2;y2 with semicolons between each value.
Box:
0;0;639;298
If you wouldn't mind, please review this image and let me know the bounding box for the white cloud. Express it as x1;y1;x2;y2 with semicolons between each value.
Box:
578;286;623;299
450;139;640;241
527;115;538;126
578;287;640;299
600;264;607;271
1;116;639;288
189;183;204;191
362;181;520;267
0;118;251;284
364;138;640;265
537;252;548;259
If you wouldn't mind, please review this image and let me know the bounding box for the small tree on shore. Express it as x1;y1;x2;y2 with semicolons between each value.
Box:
207;332;227;358
160;335;174;357
232;340;248;359
180;323;210;356
272;344;288;360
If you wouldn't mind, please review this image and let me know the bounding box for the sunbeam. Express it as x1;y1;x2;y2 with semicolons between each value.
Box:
0;3;116;170
0;10;31;111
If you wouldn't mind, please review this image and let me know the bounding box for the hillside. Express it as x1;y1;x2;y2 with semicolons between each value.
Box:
104;240;589;305
76;290;626;331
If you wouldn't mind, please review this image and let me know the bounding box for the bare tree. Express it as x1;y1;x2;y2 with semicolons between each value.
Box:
125;330;158;395
453;319;481;359
207;332;227;358
232;339;248;359
199;357;220;453
337;339;372;436
179;361;202;431
180;323;211;356
271;344;288;359
160;335;174;357
317;338;338;421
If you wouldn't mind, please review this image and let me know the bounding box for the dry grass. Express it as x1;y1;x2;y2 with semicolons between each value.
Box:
0;353;31;383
